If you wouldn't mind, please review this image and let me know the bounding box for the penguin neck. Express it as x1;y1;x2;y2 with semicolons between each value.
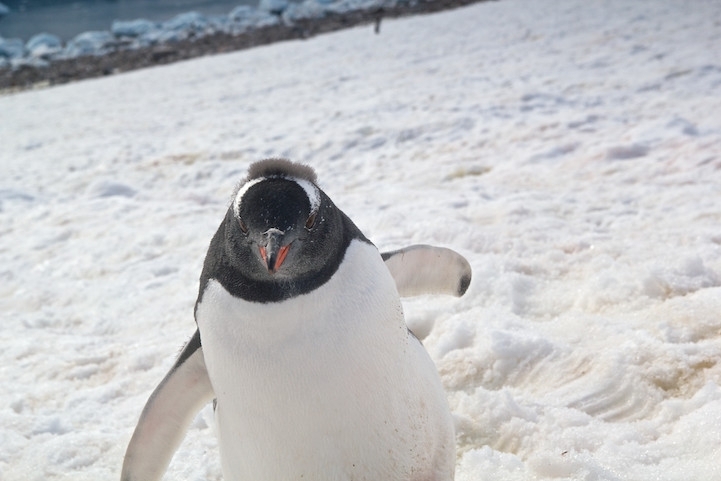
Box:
207;259;343;303
195;210;370;307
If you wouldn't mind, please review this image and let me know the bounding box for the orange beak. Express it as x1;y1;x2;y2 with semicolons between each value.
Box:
259;243;291;273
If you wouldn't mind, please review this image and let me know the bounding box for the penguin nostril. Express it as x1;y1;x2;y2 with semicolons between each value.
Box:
264;227;285;238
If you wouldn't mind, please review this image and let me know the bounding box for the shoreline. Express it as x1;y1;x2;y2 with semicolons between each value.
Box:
0;0;489;93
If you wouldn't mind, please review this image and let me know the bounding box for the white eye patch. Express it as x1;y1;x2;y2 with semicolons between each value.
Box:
233;177;263;219
292;177;321;214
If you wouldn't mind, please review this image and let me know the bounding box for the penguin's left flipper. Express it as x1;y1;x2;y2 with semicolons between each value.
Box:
121;329;214;481
382;244;472;298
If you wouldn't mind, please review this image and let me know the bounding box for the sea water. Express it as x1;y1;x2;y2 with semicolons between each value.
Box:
0;0;258;41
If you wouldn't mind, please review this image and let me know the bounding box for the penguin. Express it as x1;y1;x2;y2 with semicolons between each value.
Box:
121;158;472;481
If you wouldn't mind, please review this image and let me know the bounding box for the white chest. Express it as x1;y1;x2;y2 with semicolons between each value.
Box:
195;240;454;481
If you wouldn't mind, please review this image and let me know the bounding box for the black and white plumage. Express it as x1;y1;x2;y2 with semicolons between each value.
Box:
121;159;472;481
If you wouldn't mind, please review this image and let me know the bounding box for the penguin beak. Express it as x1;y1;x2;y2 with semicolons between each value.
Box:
259;229;291;273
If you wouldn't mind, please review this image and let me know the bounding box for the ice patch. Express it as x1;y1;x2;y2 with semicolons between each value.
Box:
32;417;71;436
26;33;62;58
228;6;280;32
86;180;137;198
162;11;209;33
0;188;35;211
63;31;117;58
667;117;700;136
111;19;158;38
606;144;649;160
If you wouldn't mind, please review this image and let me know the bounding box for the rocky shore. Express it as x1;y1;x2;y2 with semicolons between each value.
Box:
0;0;488;92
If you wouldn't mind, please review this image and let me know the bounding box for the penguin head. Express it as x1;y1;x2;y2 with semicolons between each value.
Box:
222;159;349;292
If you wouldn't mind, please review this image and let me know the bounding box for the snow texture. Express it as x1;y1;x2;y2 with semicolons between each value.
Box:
1;0;721;480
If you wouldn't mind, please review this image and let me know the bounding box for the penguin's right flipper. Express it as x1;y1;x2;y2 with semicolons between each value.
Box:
382;244;472;298
121;329;214;481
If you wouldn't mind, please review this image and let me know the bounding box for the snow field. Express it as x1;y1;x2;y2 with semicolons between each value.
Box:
1;0;721;479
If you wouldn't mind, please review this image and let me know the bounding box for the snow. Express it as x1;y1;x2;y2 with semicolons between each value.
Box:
227;6;280;33
110;19;159;39
64;31;118;58
1;0;721;479
26;33;63;59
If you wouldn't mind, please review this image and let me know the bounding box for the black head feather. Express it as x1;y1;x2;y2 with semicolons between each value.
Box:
197;159;368;307
247;158;317;183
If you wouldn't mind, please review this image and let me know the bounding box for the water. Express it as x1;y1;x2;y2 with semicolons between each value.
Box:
0;0;258;42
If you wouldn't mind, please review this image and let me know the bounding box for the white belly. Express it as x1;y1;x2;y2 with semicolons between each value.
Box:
195;240;455;481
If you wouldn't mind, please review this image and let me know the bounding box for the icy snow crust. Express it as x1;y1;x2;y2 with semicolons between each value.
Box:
1;0;721;479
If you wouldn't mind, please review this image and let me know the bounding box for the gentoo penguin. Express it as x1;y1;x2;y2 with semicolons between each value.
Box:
121;159;472;481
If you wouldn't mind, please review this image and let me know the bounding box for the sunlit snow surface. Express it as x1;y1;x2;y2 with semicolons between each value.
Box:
2;0;721;479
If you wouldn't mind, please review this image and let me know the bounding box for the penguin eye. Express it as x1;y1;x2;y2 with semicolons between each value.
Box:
305;212;318;230
238;218;249;235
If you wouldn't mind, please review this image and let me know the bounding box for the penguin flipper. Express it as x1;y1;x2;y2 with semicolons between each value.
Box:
121;329;214;481
381;244;472;297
